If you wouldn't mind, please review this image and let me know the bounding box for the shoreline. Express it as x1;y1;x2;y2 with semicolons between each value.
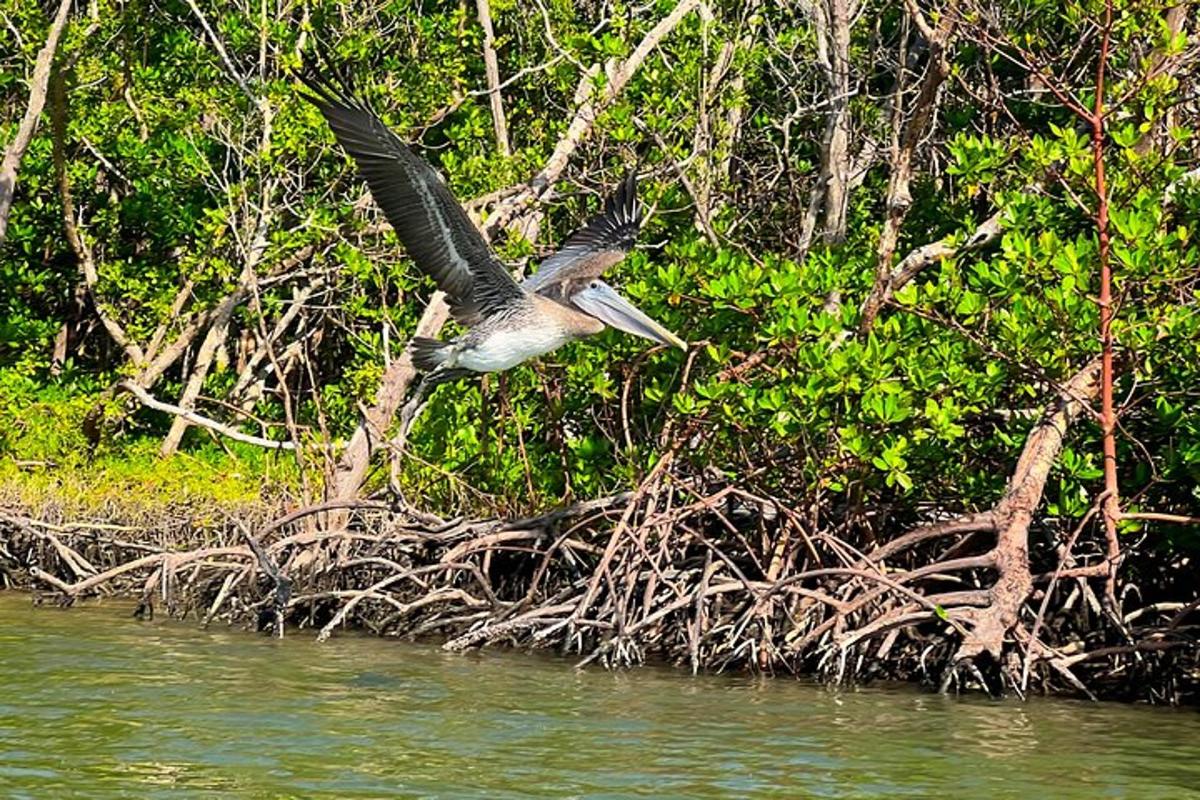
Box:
4;494;1196;707
4;587;1192;718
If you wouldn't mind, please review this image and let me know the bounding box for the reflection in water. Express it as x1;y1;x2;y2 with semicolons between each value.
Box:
1;593;1198;799
938;698;1039;760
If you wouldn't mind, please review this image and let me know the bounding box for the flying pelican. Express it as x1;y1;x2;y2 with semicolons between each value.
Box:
299;69;686;387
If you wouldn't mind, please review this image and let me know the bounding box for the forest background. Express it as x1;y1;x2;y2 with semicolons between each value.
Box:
1;0;1198;702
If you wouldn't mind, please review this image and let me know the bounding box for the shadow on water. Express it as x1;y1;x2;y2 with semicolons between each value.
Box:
1;593;1198;799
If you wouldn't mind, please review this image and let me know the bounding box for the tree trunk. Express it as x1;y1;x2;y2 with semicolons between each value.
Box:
0;0;74;244
953;358;1103;666
859;0;957;332
799;0;856;252
476;0;511;156
820;0;853;244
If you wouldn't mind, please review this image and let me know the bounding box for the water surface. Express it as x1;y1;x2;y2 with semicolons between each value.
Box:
1;593;1197;798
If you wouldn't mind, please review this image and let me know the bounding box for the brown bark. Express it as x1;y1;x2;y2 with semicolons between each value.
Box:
1091;1;1121;604
0;0;73;244
954;358;1103;663
230;280;322;406
859;0;957;332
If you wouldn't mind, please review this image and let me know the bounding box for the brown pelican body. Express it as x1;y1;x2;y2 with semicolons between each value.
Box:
299;69;685;386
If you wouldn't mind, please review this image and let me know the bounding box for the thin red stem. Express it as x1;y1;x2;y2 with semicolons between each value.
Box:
1092;0;1120;605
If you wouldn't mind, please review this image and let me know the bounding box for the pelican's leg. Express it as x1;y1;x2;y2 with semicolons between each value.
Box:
386;379;433;504
388;369;481;498
393;379;432;453
399;381;432;441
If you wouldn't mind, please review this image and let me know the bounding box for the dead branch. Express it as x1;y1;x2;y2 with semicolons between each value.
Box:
476;0;511;156
860;0;959;332
0;0;73;243
120;381;297;450
859;209;1003;317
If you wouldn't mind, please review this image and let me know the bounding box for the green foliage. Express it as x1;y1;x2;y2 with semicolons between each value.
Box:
0;0;1197;542
0;374;293;520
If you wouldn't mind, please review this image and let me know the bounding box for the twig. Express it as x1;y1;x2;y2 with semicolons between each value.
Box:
120;381;297;450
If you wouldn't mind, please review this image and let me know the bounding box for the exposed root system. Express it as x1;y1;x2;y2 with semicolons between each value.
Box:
3;361;1197;704
4;453;1196;705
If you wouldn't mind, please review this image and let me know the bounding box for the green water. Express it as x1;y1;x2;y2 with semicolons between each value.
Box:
1;593;1198;799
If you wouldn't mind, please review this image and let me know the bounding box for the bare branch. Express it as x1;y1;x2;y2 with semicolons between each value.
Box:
476;0;511;156
860;1;958;331
121;381;297;450
860;207;1003;314
0;0;73;243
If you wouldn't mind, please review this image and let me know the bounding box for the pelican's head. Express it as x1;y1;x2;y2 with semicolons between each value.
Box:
570;280;687;351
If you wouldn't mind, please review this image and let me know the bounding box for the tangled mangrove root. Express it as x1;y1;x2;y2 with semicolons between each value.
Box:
1;365;1196;704
2;483;1195;703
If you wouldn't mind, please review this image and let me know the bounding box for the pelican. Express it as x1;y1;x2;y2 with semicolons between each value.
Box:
299;69;686;386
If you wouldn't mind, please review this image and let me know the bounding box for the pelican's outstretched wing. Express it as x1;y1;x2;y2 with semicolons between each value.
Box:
298;66;523;320
524;171;642;295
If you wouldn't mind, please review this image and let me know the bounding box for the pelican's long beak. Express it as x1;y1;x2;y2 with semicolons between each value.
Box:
570;281;687;351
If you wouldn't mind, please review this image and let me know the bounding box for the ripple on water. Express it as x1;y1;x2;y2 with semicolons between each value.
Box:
1;593;1199;799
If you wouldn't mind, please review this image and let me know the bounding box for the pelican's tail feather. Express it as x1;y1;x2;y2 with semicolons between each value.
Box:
410;337;452;372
